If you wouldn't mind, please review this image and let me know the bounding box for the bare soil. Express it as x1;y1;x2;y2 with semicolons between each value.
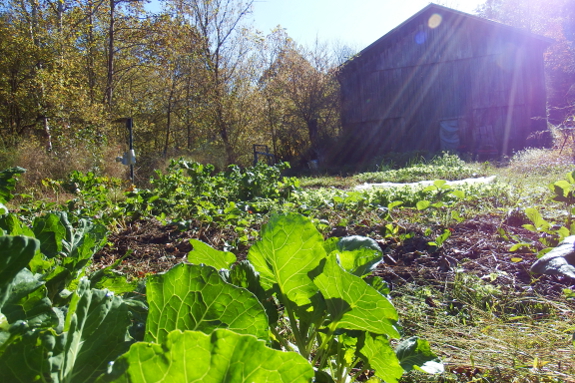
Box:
94;215;574;297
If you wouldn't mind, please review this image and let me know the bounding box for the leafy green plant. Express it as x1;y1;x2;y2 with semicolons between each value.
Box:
227;161;300;200
0;204;441;383
0;166;26;213
356;153;481;184
519;170;575;256
428;228;452;252
177;213;443;382
0;228;140;383
410;180;465;215
549;170;575;228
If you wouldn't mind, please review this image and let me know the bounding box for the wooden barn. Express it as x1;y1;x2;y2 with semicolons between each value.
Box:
338;3;553;161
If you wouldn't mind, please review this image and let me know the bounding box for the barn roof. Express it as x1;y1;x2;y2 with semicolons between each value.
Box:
342;3;554;70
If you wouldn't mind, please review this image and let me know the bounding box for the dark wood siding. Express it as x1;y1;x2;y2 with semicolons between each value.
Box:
339;5;550;160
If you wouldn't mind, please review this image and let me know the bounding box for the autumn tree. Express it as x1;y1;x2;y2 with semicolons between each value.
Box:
161;0;255;165
475;0;575;122
0;0;107;151
258;30;340;164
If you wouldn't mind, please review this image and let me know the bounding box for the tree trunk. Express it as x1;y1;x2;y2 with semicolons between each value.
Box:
105;0;115;108
163;87;175;156
87;0;96;104
307;118;319;158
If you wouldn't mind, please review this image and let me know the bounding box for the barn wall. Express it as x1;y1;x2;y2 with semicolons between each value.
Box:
339;7;549;160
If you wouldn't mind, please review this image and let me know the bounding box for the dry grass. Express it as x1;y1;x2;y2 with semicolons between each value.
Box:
395;282;575;382
506;147;574;177
3;140;127;196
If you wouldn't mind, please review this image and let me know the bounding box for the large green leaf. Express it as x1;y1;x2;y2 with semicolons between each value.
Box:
145;263;269;343
59;279;134;382
0;236;40;309
333;236;382;276
0;327;63;382
96;329;314;383
248;214;326;306
187;239;236;269
360;334;404;383
314;254;400;338
61;215;108;269
1;268;58;330
395;337;443;374
0;214;35;237
0;279;134;383
32;213;107;264
90;269;139;295
223;260;279;324
33;214;67;258
35;214;108;298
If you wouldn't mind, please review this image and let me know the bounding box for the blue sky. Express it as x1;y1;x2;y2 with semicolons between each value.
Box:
146;1;486;50
251;0;485;49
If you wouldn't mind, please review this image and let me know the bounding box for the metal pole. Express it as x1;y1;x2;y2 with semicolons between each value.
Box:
127;118;134;183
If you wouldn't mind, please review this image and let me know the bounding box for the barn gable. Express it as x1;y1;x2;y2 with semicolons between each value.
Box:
338;3;552;162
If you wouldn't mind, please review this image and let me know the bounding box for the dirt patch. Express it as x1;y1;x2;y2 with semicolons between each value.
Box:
93;219;247;276
94;215;574;297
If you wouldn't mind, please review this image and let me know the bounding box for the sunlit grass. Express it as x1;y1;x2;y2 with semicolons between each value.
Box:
394;278;575;383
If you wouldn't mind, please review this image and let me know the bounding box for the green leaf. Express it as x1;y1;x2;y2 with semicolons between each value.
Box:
1;268;58;330
450;190;465;199
364;276;391;297
333;236;382;276
0;236;40;310
248;214;326;306
0;167;26;204
360;334;404;383
552;180;572;196
0;214;34;237
96;329;314;383
556;226;570;239
0;279;134;383
416;200;431;211
396;336;443;374
433;180;447;188
314;254;400;338
55;215;108;294
61;216;108;264
90;269;138;295
60;279;135;382
223;260;278;324
0;328;62;382
33;214;67;258
451;210;464;223
187;239;236;270
524;208;549;232
145;263;268;344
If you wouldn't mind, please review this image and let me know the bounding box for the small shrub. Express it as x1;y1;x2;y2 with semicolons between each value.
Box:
508;147;573;176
